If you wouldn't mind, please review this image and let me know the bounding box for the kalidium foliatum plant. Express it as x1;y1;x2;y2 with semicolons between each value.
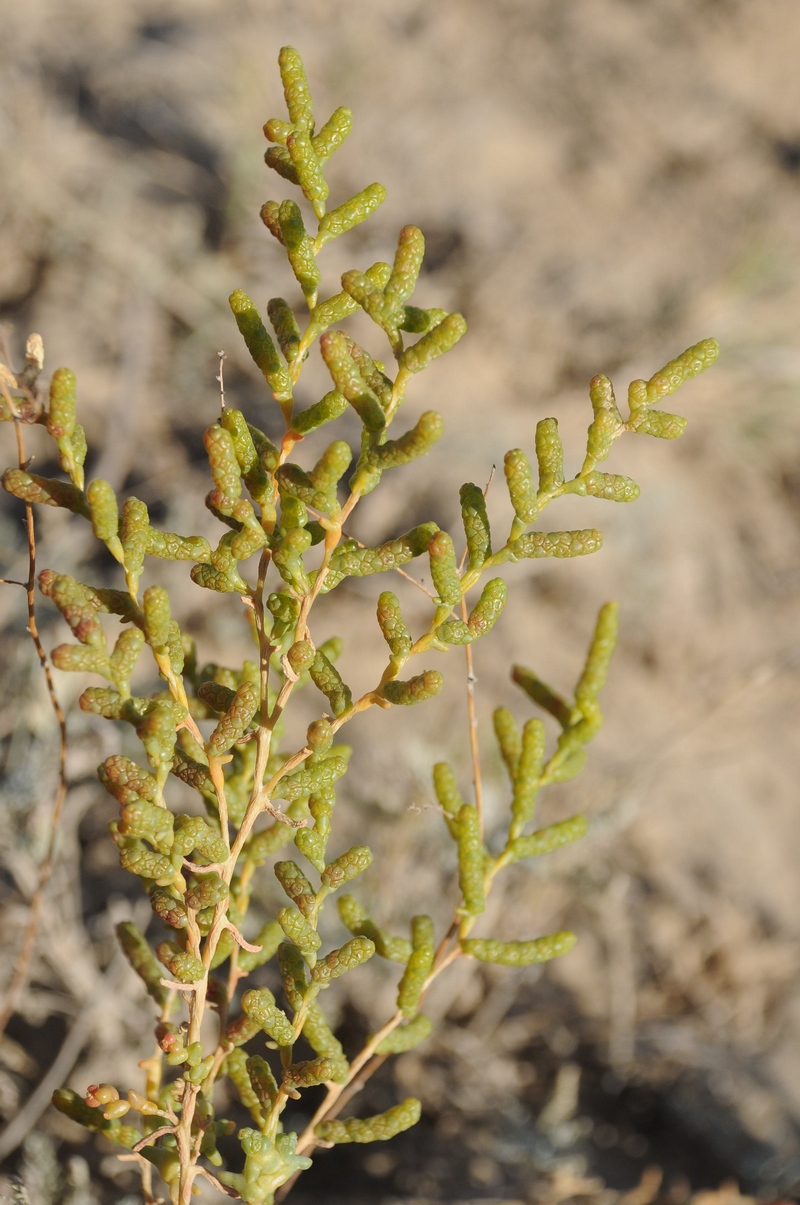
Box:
0;47;718;1205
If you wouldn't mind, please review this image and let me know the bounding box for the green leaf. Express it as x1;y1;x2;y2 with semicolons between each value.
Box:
241;988;295;1046
316;183;387;248
116;921;167;1006
311;936;375;986
507;815;587;861
461;932;576;966
375;1014;433;1055
460;483;491;571
381;670;443;706
396;916;434;1017
315;1098;421;1144
229;290;293;402
400;313;466;374
456;805;485;915
278;45;314;130
321;845;373;890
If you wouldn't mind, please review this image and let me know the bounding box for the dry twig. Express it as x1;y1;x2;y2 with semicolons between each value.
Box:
0;348;69;1040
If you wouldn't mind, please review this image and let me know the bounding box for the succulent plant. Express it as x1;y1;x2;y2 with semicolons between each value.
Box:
0;44;717;1205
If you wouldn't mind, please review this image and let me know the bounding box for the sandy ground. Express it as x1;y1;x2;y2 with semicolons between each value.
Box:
2;1;800;1202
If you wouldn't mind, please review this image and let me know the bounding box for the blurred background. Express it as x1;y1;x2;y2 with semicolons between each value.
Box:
2;1;800;1202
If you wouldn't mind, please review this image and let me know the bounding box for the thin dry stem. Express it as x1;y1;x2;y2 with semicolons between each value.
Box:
195;1166;240;1198
0;389;69;1039
133;1126;175;1153
216;350;227;413
116;1153;163;1205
